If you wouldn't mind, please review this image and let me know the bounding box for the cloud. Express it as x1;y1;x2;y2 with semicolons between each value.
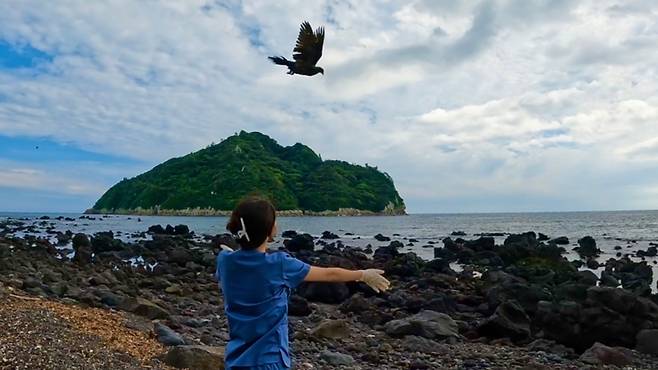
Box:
0;0;658;212
0;164;106;196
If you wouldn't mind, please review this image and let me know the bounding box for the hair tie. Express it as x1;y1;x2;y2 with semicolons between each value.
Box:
237;217;250;242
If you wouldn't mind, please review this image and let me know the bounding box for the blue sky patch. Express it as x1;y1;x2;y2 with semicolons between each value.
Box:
0;135;143;166
0;40;53;69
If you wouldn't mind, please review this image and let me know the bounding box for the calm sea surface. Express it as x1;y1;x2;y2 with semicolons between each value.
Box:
2;211;657;263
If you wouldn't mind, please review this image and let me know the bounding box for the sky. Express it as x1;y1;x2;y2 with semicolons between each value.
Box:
1;0;658;214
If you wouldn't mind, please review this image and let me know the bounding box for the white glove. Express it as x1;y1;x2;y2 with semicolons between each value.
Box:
358;269;390;293
220;244;234;252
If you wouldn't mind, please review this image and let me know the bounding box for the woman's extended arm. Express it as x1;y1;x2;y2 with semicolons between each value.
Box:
304;266;390;292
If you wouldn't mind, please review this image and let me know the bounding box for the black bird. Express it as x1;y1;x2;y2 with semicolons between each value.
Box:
269;21;325;76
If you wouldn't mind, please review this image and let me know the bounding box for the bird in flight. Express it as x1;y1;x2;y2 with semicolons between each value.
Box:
269;21;325;76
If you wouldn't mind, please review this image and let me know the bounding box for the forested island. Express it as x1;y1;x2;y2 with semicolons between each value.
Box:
88;131;406;216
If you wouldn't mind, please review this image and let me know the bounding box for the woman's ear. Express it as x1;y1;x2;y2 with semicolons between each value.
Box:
268;222;278;242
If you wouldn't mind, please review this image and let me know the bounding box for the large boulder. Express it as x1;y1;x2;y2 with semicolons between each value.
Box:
579;342;633;367
91;232;125;253
321;231;339;239
72;233;92;265
478;300;531;341
283;234;314;252
385;252;424;277
504;232;538;249
535;286;658;351
119;297;170;320
636;329;658;355
373;243;401;261
173;224;190;235
148;225;166;234
575;236;600;259
164;345;224;370
384;310;459;339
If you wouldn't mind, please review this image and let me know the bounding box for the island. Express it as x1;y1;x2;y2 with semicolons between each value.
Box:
87;131;406;216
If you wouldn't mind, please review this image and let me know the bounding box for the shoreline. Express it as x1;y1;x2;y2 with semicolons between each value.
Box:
84;207;408;217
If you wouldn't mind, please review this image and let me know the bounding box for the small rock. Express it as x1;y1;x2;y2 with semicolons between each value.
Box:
320;350;355;366
311;319;350;339
374;233;391;242
164;345;225;370
119;297;170;320
155;323;186;346
385;310;459;339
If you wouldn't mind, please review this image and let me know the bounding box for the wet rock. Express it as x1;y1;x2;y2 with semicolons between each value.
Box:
637;246;657;258
636;329;658;355
155;322;186;346
478;300;531;341
585;258;599;269
548;236;569;245
212;233;239;250
504;232;539;249
599;271;619;287
321;231;339;239
386;252;424;277
576;270;598;286
320;350;354;366
311;319;350;339
451;231;466;236
281;230;297;238
164;345;225;370
148;225;166;234
579;342;633;367
173;224;190;235
284;234;314;252
575;236;600;259
374;233;391;242
385;310;459;339
91;232;125;253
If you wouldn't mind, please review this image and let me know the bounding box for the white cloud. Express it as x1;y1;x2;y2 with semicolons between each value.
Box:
0;164;106;196
1;0;658;212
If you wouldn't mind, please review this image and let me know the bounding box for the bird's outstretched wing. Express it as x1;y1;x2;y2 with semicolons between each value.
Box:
293;21;324;67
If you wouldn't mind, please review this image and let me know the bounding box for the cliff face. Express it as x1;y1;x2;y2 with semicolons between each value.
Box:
90;131;406;215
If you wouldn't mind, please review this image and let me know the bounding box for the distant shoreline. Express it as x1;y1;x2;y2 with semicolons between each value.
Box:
84;207;407;217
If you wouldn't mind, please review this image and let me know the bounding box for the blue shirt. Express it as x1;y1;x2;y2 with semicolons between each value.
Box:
216;249;310;368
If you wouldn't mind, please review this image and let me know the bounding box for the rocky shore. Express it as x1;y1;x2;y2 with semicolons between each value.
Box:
1;217;658;369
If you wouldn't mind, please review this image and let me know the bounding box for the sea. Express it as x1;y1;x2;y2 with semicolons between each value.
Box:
2;210;657;261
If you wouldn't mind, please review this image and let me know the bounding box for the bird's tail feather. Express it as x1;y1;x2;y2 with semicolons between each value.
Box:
268;56;294;67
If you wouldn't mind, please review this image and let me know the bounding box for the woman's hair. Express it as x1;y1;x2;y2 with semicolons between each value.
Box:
227;196;276;250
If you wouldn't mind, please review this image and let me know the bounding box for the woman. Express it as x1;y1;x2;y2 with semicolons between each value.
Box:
215;196;390;369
